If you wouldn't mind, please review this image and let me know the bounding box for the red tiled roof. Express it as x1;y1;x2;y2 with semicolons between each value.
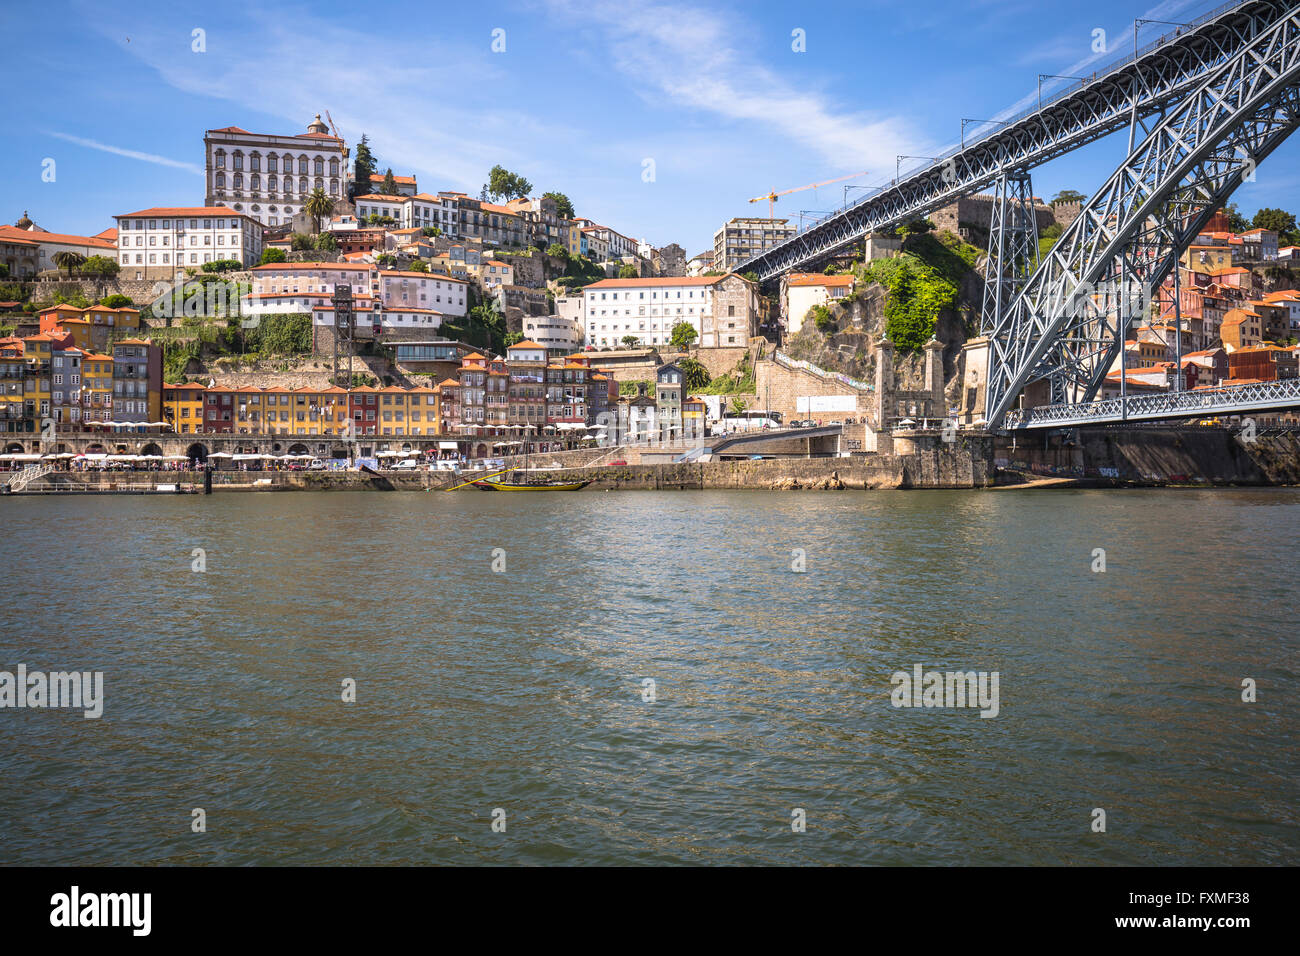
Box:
585;276;728;289
118;206;249;219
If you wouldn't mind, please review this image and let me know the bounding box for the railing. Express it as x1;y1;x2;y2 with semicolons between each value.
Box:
773;350;874;392
1003;378;1300;428
5;463;55;493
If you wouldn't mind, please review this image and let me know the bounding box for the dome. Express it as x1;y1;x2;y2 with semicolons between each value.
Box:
307;114;329;135
14;210;33;229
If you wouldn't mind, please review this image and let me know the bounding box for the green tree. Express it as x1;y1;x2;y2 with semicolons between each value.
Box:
408;259;429;273
545;242;568;259
621;335;640;348
485;164;533;201
260;248;287;265
1224;202;1250;233
0;264;8;279
741;270;760;283
897;218;935;238
542;191;574;218
99;293;132;308
314;233;338;252
421;226;442;238
669;321;698;350
503;331;524;346
201;259;242;273
353;135;376;197
379;169;398;195
53;251;86;278
1051;189;1087;205
1252;207;1299;243
677;356;710;391
79;255;119;280
375;253;397;269
618;264;638;278
290;233;314;252
305;188;334;234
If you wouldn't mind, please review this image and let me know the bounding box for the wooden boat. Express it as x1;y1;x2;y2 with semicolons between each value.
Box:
472;475;590;491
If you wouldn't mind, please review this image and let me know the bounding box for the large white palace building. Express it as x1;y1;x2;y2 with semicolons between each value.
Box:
203;115;349;227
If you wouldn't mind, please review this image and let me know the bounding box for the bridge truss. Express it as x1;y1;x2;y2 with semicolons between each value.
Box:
738;0;1296;281
735;0;1300;433
987;2;1300;427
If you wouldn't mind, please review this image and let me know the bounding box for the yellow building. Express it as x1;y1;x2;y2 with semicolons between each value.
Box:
0;337;26;432
80;352;115;427
20;334;54;432
163;383;205;433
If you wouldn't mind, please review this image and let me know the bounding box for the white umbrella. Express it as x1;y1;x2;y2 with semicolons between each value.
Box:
207;451;234;458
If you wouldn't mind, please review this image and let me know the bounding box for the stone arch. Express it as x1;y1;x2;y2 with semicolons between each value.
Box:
85;443;106;455
185;442;209;462
4;441;25;454
287;442;310;456
474;442;489;458
140;442;164;458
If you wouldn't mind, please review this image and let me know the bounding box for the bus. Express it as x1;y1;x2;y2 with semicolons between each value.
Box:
718;409;783;433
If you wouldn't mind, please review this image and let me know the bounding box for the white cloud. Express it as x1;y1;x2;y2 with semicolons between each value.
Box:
46;131;203;175
543;0;922;178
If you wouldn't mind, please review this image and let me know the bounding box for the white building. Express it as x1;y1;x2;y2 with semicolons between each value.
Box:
781;272;857;335
0;222;117;275
375;270;468;318
555;294;585;329
250;261;373;298
115;206;263;279
583;275;757;348
521;314;583;353
205;116;348;227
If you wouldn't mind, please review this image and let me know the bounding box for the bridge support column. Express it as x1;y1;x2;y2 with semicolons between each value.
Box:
980;171;1040;337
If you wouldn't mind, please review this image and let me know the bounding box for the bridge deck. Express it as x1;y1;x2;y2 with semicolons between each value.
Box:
1004;379;1300;429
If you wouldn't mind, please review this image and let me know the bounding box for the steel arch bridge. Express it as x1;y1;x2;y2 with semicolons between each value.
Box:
736;0;1300;431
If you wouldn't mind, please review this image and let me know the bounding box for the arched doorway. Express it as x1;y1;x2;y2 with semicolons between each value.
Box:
140;442;164;458
85;443;105;455
474;443;488;458
185;442;209;462
4;442;24;454
287;442;310;456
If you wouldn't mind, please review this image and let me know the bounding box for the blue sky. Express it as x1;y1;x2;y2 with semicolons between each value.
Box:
4;0;1300;254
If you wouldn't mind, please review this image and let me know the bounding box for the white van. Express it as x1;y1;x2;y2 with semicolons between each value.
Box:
391;459;422;471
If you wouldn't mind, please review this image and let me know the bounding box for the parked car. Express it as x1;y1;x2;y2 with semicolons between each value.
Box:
307;459;328;471
391;459;422;471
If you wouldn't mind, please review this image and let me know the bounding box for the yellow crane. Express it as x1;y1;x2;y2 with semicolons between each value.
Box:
748;169;873;221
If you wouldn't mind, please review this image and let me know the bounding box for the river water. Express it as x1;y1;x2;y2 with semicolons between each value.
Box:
0;489;1295;865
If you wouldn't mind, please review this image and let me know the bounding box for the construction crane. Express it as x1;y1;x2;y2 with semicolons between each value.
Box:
325;109;341;141
748;169;873;221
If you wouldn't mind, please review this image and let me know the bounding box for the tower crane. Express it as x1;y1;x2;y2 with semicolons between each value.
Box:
748;169;873;221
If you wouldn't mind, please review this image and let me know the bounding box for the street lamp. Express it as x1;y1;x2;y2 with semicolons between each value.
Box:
896;155;941;183
1038;74;1086;112
961;118;1009;149
843;184;872;209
